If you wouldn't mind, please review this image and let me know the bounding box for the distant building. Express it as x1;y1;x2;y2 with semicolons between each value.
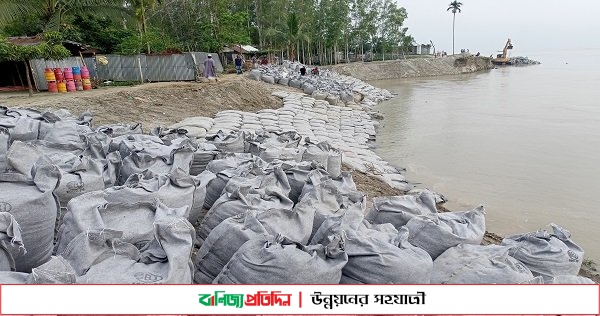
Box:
410;44;433;55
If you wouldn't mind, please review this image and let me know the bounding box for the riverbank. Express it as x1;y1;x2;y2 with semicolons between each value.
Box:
326;56;493;81
2;73;597;283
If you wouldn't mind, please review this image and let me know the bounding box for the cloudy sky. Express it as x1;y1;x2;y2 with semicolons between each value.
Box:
397;0;600;55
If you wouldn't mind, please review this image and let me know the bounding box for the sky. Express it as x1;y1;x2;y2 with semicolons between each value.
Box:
396;0;600;56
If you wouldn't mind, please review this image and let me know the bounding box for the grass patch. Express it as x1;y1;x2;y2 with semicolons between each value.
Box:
583;258;597;271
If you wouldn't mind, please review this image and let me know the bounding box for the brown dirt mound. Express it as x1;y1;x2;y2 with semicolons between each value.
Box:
0;75;300;130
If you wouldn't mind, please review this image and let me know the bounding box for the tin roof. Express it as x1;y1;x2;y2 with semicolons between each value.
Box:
7;35;44;46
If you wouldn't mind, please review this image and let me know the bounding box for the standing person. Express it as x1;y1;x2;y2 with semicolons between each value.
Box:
203;54;218;81
234;54;243;75
274;55;279;65
251;55;258;68
300;65;306;76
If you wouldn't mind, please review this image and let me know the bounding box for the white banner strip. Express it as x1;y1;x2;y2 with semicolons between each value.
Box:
1;284;598;314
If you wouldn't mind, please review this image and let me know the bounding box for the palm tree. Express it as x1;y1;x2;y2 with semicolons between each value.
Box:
124;0;163;54
447;1;462;55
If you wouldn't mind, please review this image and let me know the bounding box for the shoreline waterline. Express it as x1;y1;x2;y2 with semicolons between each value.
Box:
368;52;600;266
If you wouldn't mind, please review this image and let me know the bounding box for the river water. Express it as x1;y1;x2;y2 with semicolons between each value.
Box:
372;49;600;261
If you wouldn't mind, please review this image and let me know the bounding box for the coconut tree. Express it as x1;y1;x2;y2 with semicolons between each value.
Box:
447;1;462;55
124;0;163;54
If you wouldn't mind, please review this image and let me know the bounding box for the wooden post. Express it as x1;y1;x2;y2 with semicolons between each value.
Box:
28;60;40;92
24;61;33;97
137;57;144;84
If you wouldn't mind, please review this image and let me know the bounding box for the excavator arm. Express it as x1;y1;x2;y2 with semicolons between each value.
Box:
502;38;513;58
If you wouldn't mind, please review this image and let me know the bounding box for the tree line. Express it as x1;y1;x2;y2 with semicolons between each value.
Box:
0;0;415;65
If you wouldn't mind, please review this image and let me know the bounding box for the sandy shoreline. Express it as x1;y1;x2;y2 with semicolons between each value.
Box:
1;70;598;283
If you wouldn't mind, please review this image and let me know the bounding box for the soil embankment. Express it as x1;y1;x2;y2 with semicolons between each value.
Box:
327;56;493;81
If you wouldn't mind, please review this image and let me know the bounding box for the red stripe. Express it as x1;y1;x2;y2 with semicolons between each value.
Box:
299;291;302;308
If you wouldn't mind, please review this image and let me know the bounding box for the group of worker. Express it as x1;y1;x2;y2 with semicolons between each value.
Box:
203;54;319;80
300;65;320;76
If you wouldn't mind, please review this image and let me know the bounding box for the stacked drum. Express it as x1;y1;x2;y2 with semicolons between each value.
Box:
45;68;58;93
81;66;92;90
54;68;67;93
72;66;84;91
64;68;76;92
44;65;91;93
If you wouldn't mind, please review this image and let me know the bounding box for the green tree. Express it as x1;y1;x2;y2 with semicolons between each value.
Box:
124;0;164;54
447;0;462;55
0;0;126;31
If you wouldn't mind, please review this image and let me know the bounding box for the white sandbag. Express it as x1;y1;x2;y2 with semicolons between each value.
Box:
194;206;316;283
0;164;60;272
405;206;486;260
37;152;121;208
197;168;293;242
501;223;584;281
431;244;534;284
168;117;214;131
0;212;23;272
206;130;245;153
96;123;143;137
311;205;433;284
365;191;438;229
203;154;265;209
118;145;194;185
105;169;215;225
0;127;8;172
58;202;194;284
56;195;188;255
213;234;347;284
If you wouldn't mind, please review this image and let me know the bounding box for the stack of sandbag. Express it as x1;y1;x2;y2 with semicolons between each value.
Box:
106;168;214;225
55;171;210;253
213;234;347;284
281;161;328;203
54;201;194;283
0;107;91;145
194;207;316;284
501;223;584;281
168;116;213;140
208;111;243;136
247;131;305;163
0;164;60;272
310;206;433;284
301;142;330;170
197;167;294;243
112;134;195;185
190;143;219;176
294;175;364;240
202;153;266;209
431;244;535;284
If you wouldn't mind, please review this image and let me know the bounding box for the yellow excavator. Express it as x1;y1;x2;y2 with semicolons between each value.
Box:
492;38;514;65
